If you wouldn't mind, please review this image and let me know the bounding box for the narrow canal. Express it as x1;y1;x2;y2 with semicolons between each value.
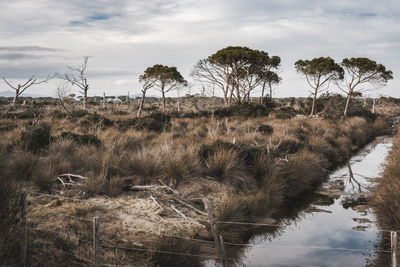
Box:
208;136;393;267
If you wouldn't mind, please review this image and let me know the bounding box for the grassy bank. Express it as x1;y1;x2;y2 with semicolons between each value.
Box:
373;131;400;230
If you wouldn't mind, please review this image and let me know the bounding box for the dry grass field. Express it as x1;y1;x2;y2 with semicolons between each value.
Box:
0;96;398;266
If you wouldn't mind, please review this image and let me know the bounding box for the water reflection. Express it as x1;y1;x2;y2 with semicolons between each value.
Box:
207;137;393;267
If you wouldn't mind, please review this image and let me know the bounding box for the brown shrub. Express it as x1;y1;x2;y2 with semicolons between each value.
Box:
32;159;56;191
4;150;39;181
205;148;244;184
278;150;326;199
125;147;163;184
307;136;339;168
161;146;200;187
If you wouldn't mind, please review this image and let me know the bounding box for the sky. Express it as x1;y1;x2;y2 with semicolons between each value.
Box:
0;0;399;98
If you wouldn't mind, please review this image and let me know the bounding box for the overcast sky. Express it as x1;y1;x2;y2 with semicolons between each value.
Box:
0;0;399;98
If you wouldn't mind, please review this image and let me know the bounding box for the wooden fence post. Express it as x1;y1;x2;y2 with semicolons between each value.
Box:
207;201;229;267
22;193;27;267
392;231;397;267
93;216;100;267
219;235;229;267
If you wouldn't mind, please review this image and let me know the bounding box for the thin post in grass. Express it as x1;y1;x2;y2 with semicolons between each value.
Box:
219;235;229;267
391;231;397;267
93;216;100;267
207;201;229;267
22;193;27;267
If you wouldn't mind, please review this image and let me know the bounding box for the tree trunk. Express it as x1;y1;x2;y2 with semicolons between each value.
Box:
83;86;88;109
236;84;241;103
260;81;266;104
12;87;20;107
372;99;376;114
344;92;352;117
228;84;234;105
269;82;273;100
223;84;229;106
161;91;166;111
310;88;318;117
137;90;146;117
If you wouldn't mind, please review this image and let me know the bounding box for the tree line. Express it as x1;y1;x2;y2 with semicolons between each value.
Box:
1;46;393;117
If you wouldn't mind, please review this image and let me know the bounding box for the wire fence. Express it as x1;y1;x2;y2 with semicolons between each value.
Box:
24;192;399;267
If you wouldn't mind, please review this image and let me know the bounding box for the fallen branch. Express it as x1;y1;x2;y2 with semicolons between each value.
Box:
174;198;207;216
150;195;162;209
158;179;179;195
130;185;171;191
59;173;88;180
55;177;66;188
170;204;187;219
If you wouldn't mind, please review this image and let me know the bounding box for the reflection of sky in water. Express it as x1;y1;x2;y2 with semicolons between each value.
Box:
206;137;393;267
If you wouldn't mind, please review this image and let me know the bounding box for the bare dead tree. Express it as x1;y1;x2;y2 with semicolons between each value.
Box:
56;82;72;116
61;56;90;109
2;74;54;114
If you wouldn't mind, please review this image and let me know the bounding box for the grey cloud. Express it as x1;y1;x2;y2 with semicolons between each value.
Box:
0;0;399;97
0;53;42;60
0;46;61;52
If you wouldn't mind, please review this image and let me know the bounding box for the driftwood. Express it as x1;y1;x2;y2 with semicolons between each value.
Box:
174;198;207;216
170;204;187;219
56;177;66;188
130;185;173;191
150;195;162;209
59;173;88;180
158;179;179;195
55;173;87;187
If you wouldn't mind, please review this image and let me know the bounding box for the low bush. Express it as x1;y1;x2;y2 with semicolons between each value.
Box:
0;122;18;132
0;176;25;265
205;148;244;184
32;158;56;191
199;140;261;165
251;152;274;185
70;109;89;118
275;138;303;155
306;136;340;168
60;132;101;147
118;113;171;132
19;123;51;152
320;94;376;121
213;102;274;118
3;151;39;181
5;108;42;119
50;110;67;119
80;113;113;129
278;151;326;199
272;107;298;119
257;124;273;134
125;147;163;184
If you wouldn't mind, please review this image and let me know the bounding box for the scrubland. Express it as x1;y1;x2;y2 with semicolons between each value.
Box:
0;97;396;266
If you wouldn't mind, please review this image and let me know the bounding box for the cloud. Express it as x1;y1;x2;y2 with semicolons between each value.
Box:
0;46;60;52
0;53;41;60
0;0;399;97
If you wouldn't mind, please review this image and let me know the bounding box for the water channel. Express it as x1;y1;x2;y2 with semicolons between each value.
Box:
207;136;393;267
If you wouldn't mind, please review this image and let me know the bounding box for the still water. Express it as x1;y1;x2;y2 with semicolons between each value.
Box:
207;136;393;267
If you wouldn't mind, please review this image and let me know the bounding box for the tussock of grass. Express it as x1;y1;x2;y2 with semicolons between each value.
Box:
278;150;326;199
205;148;244;184
126;147;163;184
